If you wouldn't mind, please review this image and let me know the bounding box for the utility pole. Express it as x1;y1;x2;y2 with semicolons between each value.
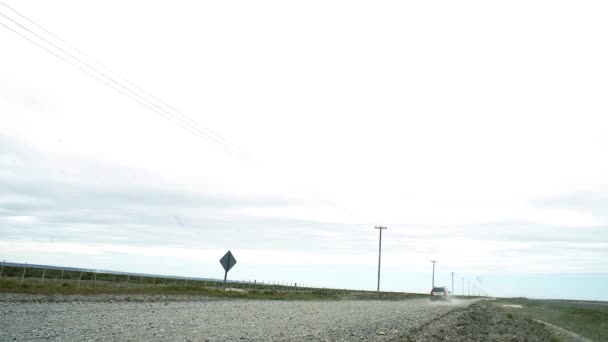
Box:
451;272;454;295
374;226;387;293
461;277;464;296
431;261;437;288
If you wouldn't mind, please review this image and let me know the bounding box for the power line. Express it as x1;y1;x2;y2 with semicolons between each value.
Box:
0;4;369;223
0;2;356;193
1;0;252;161
0;8;251;162
0;20;251;163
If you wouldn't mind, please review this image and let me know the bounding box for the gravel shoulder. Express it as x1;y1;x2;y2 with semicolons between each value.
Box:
0;294;474;341
391;301;565;342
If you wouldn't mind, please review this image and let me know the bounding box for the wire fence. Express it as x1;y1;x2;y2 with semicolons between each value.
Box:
0;260;349;294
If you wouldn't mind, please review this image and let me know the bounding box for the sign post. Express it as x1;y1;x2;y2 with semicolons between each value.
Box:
219;250;237;291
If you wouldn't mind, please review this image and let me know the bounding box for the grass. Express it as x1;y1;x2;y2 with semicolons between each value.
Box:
0;264;430;301
495;297;608;341
0;276;427;301
0;264;352;300
0;278;342;300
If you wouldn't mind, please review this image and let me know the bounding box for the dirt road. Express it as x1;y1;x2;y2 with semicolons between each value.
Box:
0;295;557;341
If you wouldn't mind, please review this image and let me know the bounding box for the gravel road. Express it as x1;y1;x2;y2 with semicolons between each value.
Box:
0;295;474;341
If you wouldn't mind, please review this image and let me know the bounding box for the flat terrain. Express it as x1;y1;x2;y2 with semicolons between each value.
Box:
0;295;564;341
496;298;608;342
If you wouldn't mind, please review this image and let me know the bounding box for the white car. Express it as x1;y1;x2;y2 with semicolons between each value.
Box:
430;286;451;302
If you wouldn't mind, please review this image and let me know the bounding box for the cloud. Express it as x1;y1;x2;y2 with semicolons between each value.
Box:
536;191;608;220
0;135;346;250
2;135;607;276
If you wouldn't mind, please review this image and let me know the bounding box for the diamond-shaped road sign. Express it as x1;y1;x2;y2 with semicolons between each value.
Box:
219;250;237;272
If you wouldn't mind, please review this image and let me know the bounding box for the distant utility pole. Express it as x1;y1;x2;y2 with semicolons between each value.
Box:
451;272;454;295
375;226;387;293
461;277;464;296
431;261;437;288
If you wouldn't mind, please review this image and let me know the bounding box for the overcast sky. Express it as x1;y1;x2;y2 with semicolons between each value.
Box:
1;0;607;300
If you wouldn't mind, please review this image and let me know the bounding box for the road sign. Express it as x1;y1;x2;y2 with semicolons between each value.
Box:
220;251;237;272
219;250;237;290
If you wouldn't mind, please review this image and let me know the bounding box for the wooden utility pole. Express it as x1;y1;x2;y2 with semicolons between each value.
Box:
374;226;387;293
461;277;464;296
451;272;454;295
431;261;437;288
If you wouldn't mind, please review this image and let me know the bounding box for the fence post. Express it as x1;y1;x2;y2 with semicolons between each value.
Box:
93;272;97;288
61;269;64;280
153;277;155;285
21;266;26;282
78;272;82;288
127;275;130;284
140;276;143;285
41;268;46;280
113;274;115;284
0;260;4;280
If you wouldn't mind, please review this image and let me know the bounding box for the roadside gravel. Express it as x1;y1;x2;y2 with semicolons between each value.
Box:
0;294;473;341
394;301;559;342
